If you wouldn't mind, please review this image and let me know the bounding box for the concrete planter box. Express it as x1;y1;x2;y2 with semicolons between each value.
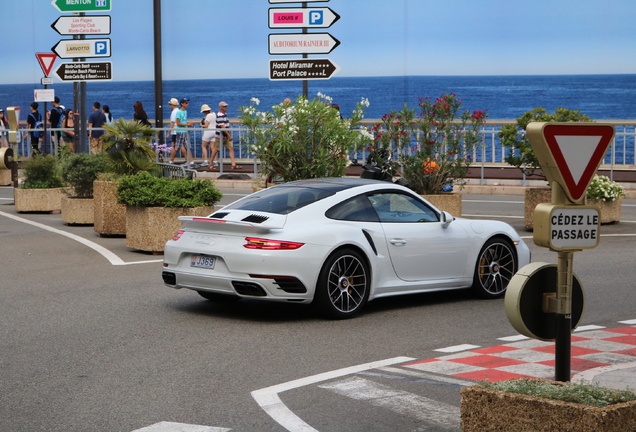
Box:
421;193;462;216
461;382;636;432
525;188;622;229
93;180;126;236
126;205;216;253
0;169;11;186
61;196;94;225
587;198;622;224
14;187;64;213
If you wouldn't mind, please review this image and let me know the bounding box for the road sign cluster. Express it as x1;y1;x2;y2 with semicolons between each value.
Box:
50;0;113;82
268;0;340;81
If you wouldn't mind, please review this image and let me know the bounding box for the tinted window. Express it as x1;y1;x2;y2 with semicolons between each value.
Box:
326;195;380;222
368;192;439;223
225;186;333;215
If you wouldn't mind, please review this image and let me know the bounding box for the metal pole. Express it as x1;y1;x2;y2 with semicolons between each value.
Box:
42;94;48;155
153;0;164;143
79;13;87;153
302;2;308;99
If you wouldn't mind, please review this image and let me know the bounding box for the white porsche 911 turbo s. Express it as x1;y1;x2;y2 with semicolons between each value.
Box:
162;178;530;318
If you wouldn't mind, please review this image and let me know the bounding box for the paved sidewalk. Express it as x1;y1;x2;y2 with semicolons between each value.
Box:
402;324;636;391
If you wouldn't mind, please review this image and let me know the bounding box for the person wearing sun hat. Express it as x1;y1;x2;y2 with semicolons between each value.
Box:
167;98;179;148
211;101;240;169
199;104;217;167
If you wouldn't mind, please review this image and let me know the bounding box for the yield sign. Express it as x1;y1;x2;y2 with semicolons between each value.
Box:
36;52;57;77
527;122;615;203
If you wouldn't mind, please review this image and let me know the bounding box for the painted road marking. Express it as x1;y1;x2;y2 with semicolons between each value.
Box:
251;356;415;432
620;319;636;325
0;210;161;266
434;344;480;353
318;376;460;430
131;422;231;432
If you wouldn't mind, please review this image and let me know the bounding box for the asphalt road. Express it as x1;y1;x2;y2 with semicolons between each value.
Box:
1;186;634;432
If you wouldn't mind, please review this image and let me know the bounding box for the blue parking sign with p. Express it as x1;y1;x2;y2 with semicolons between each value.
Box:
309;10;324;25
95;41;108;55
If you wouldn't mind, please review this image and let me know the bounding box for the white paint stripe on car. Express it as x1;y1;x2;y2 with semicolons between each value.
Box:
251;356;415;432
0;210;161;266
318;376;460;430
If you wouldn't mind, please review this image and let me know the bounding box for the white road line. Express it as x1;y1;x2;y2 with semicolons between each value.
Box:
0;210;161;266
251;356;415;432
434;344;480;353
497;335;529;342
463;200;523;204
573;361;636;384
377;366;473;387
574;325;607;332
619;319;636;325
463;214;524;218
131;422;231;432
318;376;460;430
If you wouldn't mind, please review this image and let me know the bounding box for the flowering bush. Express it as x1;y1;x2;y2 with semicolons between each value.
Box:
239;93;372;182
369;94;487;194
586;175;625;202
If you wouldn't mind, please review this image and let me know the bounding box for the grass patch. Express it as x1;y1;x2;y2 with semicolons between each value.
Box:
480;379;636;408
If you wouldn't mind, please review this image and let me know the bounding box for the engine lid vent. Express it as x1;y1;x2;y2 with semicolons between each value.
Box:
210;212;229;219
241;214;270;224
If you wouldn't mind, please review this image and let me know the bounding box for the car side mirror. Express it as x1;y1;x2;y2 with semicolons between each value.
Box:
441;211;453;229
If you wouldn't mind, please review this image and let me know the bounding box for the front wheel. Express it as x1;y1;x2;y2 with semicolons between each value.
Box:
472;238;517;299
315;249;370;319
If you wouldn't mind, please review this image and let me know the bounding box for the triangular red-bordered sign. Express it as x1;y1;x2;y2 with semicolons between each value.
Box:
35;52;57;77
542;124;615;202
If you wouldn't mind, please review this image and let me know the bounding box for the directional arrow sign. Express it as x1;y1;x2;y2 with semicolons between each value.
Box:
269;58;340;80
51;0;111;13
527;122;615;203
268;7;340;29
52;38;111;59
51;15;111;36
269;33;340;55
55;61;112;82
269;0;329;3
35;52;57;76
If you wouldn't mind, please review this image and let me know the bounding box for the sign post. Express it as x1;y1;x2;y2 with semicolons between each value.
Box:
523;122;614;382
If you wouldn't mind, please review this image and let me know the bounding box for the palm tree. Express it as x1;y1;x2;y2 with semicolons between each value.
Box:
101;118;157;176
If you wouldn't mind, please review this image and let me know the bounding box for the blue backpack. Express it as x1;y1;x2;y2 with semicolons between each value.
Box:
30;112;44;138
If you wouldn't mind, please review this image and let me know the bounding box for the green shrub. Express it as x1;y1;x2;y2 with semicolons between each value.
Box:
481;379;636;408
22;154;66;189
61;153;108;198
500;107;592;180
116;171;222;208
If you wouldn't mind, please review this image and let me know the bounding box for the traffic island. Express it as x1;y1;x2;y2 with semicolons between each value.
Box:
460;381;636;432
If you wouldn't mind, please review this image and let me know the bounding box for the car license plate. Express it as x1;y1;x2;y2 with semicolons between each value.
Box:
190;255;216;269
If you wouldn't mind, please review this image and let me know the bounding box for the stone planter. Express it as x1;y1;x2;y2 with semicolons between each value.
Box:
93;180;126;236
14;187;64;213
0;169;11;186
126;205;216;253
525;189;622;229
420;193;462;216
524;187;551;230
61;196;94;225
461;382;636;432
587;198;622;224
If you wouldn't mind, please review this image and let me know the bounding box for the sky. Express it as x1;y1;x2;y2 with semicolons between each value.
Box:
1;0;635;85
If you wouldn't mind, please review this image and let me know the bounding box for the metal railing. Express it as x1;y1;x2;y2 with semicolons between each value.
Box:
14;120;636;183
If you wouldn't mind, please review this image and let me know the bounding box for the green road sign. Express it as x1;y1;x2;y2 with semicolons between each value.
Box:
51;0;111;13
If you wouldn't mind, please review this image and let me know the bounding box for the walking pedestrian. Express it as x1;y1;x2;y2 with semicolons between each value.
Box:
26;102;42;155
168;98;194;166
48;96;64;154
61;109;75;153
0;108;9;147
210;101;239;169
199;104;216;167
88;102;106;154
168;98;179;149
102;105;114;125
133;101;151;127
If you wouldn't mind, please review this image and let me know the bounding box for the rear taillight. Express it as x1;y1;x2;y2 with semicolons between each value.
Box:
172;230;185;241
244;237;304;250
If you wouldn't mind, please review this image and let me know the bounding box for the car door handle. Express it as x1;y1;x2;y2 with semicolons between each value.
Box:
390;239;407;246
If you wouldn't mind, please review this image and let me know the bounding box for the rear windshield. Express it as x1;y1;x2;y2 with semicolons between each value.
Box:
224;186;334;215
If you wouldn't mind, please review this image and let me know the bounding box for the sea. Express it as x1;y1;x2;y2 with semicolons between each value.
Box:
1;75;634;163
1;74;635;121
